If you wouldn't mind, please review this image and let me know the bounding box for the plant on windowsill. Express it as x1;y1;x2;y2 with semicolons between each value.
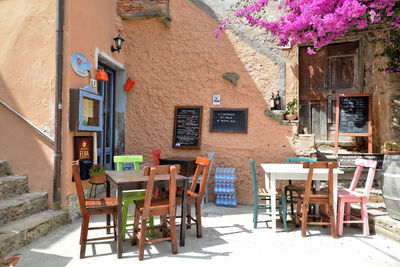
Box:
89;164;107;184
284;98;301;121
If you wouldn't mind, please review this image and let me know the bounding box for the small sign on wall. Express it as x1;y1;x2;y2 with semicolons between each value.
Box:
74;136;94;162
213;94;220;105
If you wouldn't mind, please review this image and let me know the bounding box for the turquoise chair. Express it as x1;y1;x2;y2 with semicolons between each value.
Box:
114;155;154;240
284;157;317;215
249;158;288;231
188;152;215;209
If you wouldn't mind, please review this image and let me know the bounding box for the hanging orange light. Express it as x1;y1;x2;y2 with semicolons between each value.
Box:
124;78;135;91
95;69;108;81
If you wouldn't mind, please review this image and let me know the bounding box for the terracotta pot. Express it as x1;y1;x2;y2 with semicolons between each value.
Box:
89;173;106;184
285;114;297;121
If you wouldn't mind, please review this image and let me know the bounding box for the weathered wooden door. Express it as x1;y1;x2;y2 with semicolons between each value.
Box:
299;42;359;141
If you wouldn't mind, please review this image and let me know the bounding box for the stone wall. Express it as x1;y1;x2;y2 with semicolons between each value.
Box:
117;0;169;19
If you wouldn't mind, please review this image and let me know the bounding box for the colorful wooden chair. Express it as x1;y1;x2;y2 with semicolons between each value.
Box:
296;161;337;238
337;159;377;236
249;158;288;231
72;161;117;258
284;157;317;215
113;155;154;240
188;152;215;208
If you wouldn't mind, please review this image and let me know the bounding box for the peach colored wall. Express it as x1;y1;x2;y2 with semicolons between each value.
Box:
122;1;297;204
61;0;124;208
0;0;56;198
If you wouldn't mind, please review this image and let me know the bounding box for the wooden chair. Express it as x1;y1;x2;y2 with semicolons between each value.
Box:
249;158;288;231
295;161;338;238
188;152;215;208
337;159;377;236
72;161;118;258
152;149;162;198
131;165;179;260
176;157;210;238
113;155;155;240
284;157;317;215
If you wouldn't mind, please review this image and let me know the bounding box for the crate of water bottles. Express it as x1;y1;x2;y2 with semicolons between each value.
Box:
214;167;237;208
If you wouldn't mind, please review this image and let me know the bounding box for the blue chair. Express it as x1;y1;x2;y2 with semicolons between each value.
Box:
284;157;317;215
249;158;288;231
189;152;215;209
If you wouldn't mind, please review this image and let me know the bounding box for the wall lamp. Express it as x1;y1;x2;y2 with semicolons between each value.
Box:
111;34;124;53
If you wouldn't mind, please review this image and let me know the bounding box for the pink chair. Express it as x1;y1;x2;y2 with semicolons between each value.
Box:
337;159;377;236
152;149;162;198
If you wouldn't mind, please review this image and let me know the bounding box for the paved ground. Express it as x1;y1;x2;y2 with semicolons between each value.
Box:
12;204;400;267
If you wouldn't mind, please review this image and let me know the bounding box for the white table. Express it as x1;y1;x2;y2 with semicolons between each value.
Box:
261;163;344;232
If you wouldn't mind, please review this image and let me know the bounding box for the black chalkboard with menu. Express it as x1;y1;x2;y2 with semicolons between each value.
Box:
338;96;370;133
172;106;202;149
210;108;248;133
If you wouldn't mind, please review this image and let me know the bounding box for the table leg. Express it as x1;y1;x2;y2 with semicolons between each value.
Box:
117;186;123;258
106;179;111;234
179;179;187;246
271;174;277;232
333;175;338;224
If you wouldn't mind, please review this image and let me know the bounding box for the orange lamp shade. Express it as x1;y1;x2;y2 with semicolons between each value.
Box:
124;78;135;91
96;69;108;81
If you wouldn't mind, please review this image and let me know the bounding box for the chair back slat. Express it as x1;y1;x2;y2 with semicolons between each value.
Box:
152;149;162;166
249;158;259;204
287;157;317;164
114;155;143;171
72;161;86;214
189;157;210;198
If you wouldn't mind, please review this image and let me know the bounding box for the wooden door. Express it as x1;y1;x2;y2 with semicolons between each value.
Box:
299;42;359;141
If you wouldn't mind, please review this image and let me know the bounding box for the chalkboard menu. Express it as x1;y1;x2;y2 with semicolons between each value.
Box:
339;96;370;133
337;153;383;168
172;106;202;149
210;108;248;133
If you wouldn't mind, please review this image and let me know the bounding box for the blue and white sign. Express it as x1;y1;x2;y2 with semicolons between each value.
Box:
71;53;91;77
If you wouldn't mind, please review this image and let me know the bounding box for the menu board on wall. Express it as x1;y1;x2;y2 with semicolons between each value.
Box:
209;108;248;133
172;106;202;149
338;96;370;134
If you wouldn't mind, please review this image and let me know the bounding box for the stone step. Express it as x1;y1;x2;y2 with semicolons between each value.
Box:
0;161;11;177
0;192;48;227
0;209;69;257
0;175;28;200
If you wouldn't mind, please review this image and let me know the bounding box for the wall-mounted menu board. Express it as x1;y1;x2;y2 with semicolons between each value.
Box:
210;108;248;133
172;106;202;149
335;94;372;154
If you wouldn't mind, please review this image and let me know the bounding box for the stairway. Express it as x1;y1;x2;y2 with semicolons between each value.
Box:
0;160;69;257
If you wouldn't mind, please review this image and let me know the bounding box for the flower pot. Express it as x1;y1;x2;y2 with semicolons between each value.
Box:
89;173;106;185
285;114;297;121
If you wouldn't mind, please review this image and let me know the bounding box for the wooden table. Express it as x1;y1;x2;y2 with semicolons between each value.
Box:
159;157;196;177
261;163;344;232
105;169;188;258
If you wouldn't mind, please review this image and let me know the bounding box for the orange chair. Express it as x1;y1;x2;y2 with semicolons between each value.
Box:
72;161;118;258
337;159;377;236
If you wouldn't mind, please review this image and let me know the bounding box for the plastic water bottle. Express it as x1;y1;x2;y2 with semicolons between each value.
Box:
215;167;220;182
232;168;236;181
216;194;220;206
232;195;237;208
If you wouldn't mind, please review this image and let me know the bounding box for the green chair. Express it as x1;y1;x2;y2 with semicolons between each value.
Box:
114;155;154;240
249;158;288;231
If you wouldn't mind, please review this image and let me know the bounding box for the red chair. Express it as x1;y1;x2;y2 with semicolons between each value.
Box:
152;149;162;198
337;159;377;236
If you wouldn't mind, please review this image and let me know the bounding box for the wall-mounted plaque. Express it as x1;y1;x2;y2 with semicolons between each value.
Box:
172;106;202;149
210;108;248;133
73;136;94;162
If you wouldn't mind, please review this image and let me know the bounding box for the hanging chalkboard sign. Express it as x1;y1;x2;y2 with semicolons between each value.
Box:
172;106;202;149
335;94;372;154
210;108;248;133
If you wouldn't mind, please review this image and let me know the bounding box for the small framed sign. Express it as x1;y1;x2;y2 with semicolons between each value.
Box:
210;108;248;133
73;136;94;162
213;94;220;105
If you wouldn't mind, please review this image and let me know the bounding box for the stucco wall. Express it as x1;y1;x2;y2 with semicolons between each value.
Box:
122;0;297;204
0;0;56;197
61;0;124;208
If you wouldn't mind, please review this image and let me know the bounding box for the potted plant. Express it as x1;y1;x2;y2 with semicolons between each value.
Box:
285;98;301;121
89;164;107;184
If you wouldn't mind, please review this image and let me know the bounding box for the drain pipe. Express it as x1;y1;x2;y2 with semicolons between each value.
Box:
53;0;64;204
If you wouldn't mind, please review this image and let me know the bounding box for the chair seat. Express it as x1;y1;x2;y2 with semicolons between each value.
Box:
338;189;365;200
85;197;118;208
135;198;171;214
299;190;329;199
285;184;305;191
258;188;284;197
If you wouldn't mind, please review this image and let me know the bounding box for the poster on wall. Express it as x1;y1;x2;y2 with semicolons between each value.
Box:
71;53;91;77
73;136;94;162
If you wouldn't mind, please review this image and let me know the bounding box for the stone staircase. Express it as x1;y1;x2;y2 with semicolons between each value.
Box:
0;160;69;257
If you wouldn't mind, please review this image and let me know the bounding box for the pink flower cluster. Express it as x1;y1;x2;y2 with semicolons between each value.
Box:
216;0;400;57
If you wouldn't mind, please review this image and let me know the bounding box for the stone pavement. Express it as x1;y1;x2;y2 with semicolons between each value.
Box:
11;204;400;267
